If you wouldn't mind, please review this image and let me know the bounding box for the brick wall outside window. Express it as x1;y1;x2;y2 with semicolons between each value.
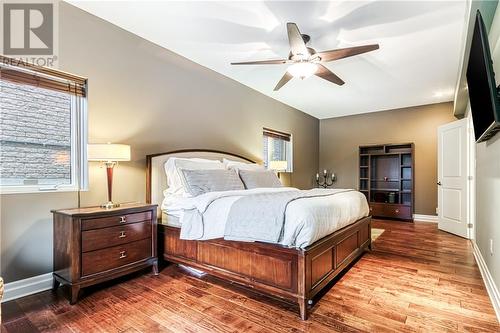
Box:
0;80;72;185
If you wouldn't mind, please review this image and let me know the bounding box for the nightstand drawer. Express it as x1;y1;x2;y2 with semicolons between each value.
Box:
82;211;152;230
81;238;151;276
82;222;151;252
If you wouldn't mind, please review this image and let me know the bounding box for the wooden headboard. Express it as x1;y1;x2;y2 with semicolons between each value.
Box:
146;149;255;208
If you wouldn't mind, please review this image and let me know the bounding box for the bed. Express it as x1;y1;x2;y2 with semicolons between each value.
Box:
146;149;371;320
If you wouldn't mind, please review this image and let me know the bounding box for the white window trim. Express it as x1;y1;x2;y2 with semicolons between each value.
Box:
76;96;89;191
288;135;294;173
0;94;88;195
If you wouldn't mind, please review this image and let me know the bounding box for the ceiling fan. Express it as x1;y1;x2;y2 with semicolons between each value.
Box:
231;22;379;91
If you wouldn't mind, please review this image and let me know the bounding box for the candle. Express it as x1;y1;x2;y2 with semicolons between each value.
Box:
316;173;319;180
331;173;335;181
323;169;327;176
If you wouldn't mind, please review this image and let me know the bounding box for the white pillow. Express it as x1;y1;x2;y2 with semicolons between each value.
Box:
164;157;224;196
223;158;265;173
180;169;245;196
238;170;282;189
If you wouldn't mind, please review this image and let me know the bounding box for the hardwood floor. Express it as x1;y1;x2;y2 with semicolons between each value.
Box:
2;220;499;332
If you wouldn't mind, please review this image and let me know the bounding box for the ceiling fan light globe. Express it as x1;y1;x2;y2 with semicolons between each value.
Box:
287;62;318;79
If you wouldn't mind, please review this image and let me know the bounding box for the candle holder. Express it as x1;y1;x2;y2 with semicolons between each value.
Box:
316;170;336;188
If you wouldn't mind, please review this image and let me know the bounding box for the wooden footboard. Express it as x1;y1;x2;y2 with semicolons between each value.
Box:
158;216;371;320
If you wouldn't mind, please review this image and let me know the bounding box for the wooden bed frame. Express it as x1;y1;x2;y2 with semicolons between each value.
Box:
147;149;371;320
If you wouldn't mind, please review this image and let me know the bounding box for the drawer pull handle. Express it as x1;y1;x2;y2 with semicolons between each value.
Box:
119;216;126;223
119;231;126;238
395;209;400;213
119;251;127;259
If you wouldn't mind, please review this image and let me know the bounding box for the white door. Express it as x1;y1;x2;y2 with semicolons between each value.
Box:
437;118;469;238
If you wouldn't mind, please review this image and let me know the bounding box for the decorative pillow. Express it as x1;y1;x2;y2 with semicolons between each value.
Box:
238;170;282;189
164;157;224;196
180;169;245;196
223;158;265;173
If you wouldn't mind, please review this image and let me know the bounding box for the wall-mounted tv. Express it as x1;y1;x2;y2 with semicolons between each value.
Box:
466;10;500;143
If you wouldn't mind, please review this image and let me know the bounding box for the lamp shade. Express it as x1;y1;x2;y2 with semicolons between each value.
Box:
269;160;288;172
88;143;131;162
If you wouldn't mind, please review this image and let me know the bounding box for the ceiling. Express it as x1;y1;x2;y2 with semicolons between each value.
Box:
68;1;468;119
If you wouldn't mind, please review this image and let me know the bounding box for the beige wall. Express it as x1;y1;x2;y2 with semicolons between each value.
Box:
475;3;500;297
0;3;319;282
319;103;456;216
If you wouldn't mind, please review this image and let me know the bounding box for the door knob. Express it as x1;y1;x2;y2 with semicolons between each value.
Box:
437;182;442;186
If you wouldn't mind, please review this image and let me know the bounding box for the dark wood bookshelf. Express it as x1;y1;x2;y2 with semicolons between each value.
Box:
359;143;414;221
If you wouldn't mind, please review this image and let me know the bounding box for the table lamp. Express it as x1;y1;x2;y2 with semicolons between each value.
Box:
88;143;131;209
269;160;288;172
269;160;288;179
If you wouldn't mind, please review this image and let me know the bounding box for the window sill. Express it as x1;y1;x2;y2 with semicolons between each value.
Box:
0;186;81;195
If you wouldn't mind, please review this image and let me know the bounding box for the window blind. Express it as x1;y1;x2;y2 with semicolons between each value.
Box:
0;55;86;96
263;127;291;142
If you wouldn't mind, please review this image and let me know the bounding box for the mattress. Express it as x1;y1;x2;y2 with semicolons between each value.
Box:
162;187;369;248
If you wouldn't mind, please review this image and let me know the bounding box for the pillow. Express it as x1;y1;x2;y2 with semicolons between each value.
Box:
223;158;265;172
164;157;224;196
238;170;282;189
180;169;244;196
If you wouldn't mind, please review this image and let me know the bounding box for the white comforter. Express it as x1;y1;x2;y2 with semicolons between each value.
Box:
163;187;369;248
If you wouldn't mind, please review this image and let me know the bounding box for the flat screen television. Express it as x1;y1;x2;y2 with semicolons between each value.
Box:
466;10;500;143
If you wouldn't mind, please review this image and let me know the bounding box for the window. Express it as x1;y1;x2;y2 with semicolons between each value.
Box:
0;56;88;193
263;128;293;172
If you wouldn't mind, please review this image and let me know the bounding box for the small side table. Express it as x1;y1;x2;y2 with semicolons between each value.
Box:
52;203;158;303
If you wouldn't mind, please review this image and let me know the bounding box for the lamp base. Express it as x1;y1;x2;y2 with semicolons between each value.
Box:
100;201;121;209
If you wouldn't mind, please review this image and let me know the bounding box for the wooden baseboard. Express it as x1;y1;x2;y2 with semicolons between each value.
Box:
472;241;500;321
2;273;52;303
413;214;438;223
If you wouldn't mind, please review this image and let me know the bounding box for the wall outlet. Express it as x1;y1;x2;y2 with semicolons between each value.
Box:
436;207;439;215
490;239;494;256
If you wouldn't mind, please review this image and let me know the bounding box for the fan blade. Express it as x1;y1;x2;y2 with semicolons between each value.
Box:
287;23;309;57
231;59;288;65
317;44;379;62
315;64;345;85
274;72;293;91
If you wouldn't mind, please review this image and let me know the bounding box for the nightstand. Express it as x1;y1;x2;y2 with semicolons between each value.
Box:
52;203;158;304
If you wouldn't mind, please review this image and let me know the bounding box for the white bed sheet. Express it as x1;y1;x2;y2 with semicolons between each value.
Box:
163;187;369;248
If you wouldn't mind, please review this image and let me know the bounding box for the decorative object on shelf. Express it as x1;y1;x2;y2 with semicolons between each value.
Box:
88;143;131;209
316;169;336;188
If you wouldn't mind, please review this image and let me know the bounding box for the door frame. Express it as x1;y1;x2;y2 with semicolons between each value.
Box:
467;113;476;240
